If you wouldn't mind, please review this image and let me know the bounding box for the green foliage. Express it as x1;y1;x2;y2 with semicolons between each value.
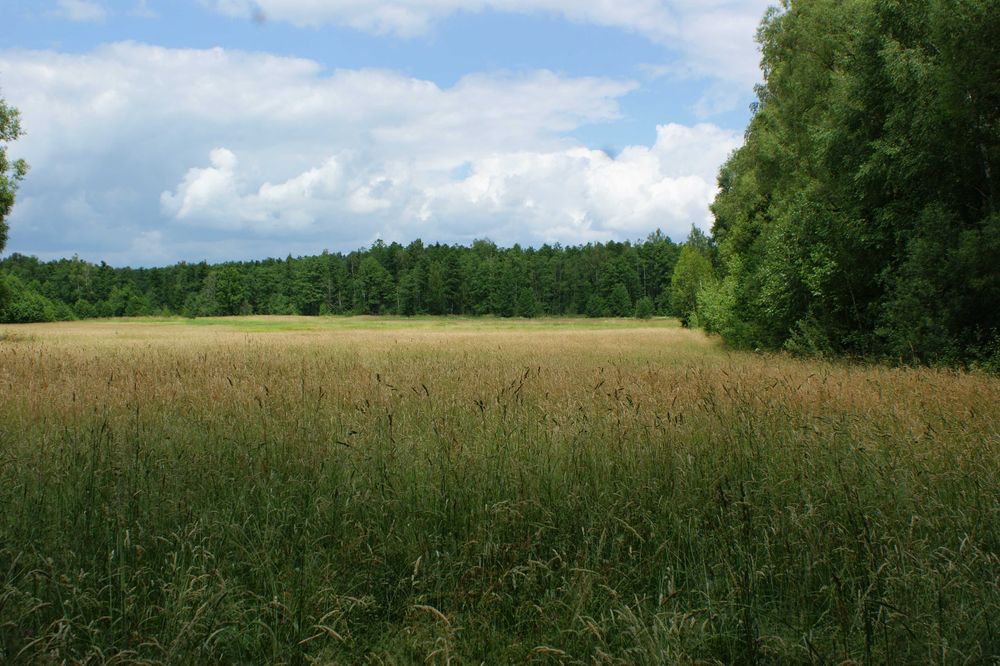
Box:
514;287;539;318
51;298;76;321
634;296;654;319
606;282;632;317
0;271;8;315
709;0;1000;365
670;246;714;327
6;289;55;323
638;230;681;314
291;258;324;316
0;235;690;322
491;257;518;317
355;256;395;314
697;272;749;343
425;260;447;315
1;93;28;256
1;274;56;323
585;293;605;318
0;92;28;310
213;265;247;316
265;292;297;315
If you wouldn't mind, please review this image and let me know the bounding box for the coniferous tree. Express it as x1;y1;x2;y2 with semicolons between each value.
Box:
514;287;539;318
607;283;632;317
425;261;447;315
355;256;395;314
397;268;421;316
585;293;605;318
635;296;654;319
291;258;324;315
3;234;727;324
215;265;247;316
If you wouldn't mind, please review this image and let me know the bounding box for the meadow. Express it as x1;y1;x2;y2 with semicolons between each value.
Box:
1;316;998;664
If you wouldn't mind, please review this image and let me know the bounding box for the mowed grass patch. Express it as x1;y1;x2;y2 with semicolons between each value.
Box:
1;317;998;663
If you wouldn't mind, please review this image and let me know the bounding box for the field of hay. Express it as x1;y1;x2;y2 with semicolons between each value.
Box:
1;316;998;663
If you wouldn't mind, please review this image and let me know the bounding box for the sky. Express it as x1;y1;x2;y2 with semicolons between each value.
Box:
1;0;772;266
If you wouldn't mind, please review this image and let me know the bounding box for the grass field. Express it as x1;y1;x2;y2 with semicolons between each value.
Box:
1;316;998;664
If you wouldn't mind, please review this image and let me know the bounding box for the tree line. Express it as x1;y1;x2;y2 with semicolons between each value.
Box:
0;229;718;322
696;0;999;367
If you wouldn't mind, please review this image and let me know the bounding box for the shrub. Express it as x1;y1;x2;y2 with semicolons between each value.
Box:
634;296;654;319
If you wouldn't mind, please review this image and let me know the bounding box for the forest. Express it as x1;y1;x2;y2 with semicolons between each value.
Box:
0;230;710;322
701;0;1000;366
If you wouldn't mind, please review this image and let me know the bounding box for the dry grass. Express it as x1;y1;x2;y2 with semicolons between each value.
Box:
1;316;998;663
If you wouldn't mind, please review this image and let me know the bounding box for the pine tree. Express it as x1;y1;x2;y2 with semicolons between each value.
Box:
634;296;654;319
607;282;632;317
514;287;538;318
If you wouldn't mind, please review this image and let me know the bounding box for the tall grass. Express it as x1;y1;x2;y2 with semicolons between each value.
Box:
1;318;998;663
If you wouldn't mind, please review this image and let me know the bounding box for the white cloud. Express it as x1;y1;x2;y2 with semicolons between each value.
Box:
160;122;739;245
1;43;740;263
161;149;350;230
210;0;771;84
411;123;739;241
49;0;108;22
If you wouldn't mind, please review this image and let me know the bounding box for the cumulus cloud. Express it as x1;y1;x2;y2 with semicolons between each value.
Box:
1;43;740;264
209;0;771;85
49;0;108;22
161;149;349;230
159;122;739;246
407;122;739;241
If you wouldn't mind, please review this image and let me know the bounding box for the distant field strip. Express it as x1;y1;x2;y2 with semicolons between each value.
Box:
1;317;998;663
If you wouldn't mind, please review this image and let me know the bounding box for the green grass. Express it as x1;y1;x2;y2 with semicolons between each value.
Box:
0;317;998;663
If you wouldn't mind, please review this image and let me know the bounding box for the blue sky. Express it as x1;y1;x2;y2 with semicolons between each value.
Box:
1;0;772;265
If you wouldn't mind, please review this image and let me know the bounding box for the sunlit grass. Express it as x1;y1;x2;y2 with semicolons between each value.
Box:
118;314;685;333
1;317;998;663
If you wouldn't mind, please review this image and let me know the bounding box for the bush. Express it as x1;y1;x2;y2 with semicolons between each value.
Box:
585;294;605;318
0;272;9;315
51;299;76;322
2;283;57;323
783;315;834;358
73;299;97;319
634;296;654;319
670;246;713;327
697;275;751;343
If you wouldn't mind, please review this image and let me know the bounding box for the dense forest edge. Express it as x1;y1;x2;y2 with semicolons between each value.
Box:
701;0;999;368
0;230;702;324
1;0;999;370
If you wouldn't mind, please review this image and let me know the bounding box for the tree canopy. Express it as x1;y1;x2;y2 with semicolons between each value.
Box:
703;0;1000;366
0;231;692;323
0;93;27;254
0;92;28;316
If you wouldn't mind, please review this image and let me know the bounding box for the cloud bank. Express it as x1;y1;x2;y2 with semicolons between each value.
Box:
2;43;741;264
